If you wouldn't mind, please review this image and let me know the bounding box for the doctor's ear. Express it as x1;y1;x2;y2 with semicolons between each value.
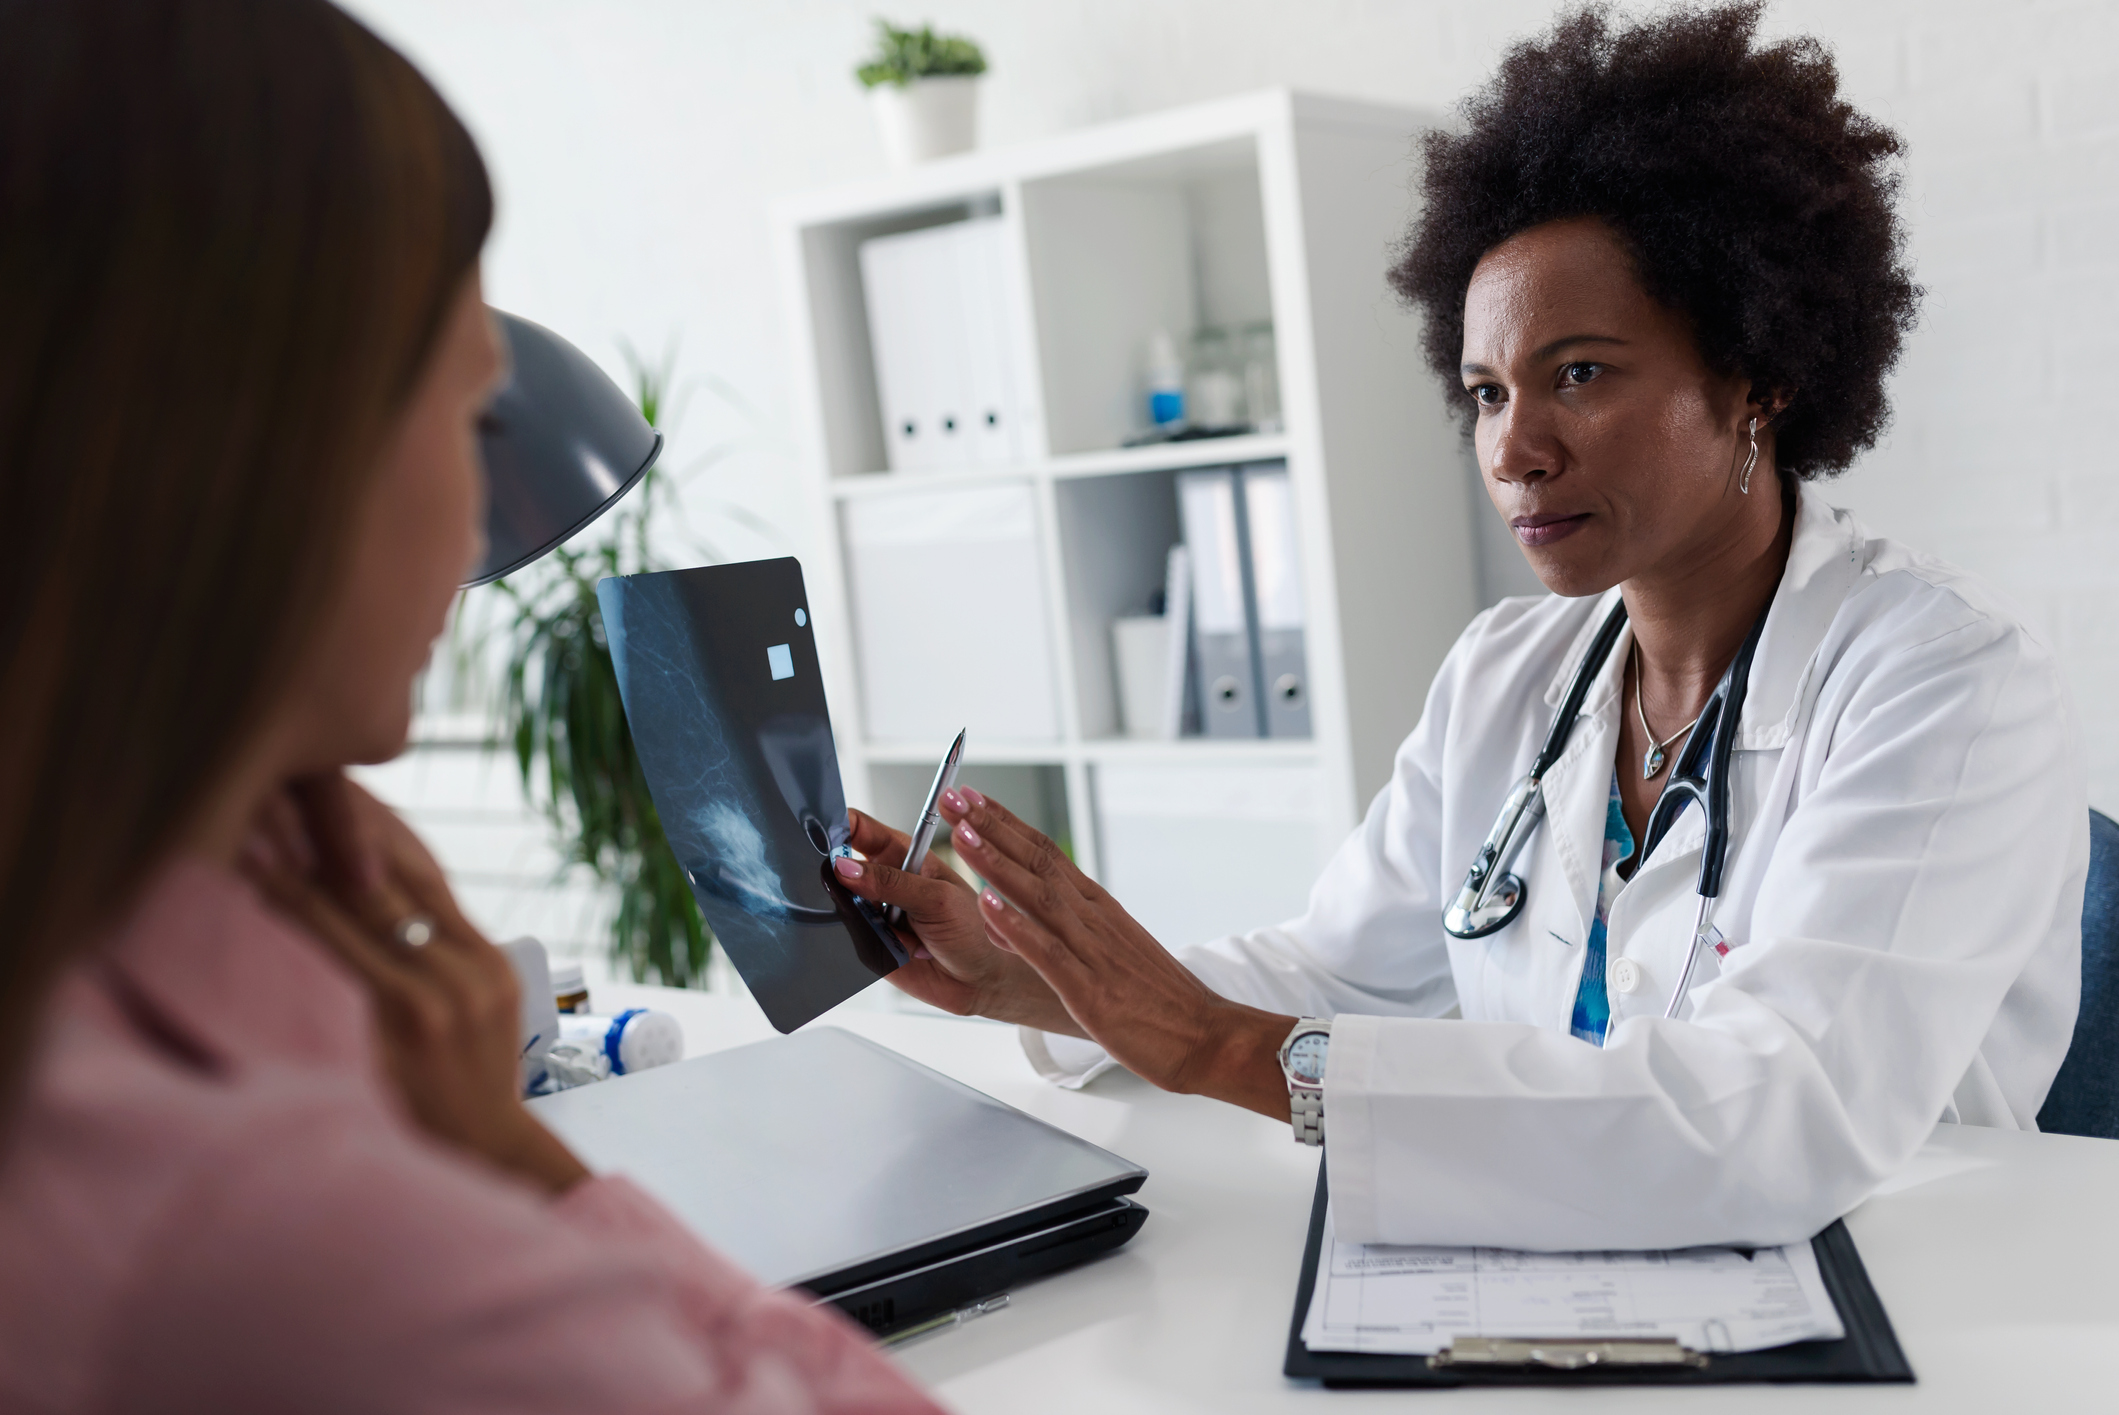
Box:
1747;387;1795;427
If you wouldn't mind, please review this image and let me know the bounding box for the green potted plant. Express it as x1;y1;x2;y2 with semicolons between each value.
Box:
479;350;760;990
855;18;987;167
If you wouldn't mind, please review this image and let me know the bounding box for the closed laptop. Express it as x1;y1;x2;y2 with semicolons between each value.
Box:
528;1027;1149;1335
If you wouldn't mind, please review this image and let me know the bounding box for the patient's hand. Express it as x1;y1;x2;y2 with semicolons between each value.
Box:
242;774;591;1195
838;808;1083;1037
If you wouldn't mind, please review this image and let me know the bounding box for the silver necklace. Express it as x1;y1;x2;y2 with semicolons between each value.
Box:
1633;641;1701;781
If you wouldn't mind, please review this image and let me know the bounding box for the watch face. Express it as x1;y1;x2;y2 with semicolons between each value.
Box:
1288;1031;1329;1084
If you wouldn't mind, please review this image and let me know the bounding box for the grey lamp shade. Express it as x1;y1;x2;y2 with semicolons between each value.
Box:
463;310;663;588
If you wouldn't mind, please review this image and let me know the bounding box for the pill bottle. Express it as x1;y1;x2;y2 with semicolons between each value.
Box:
551;961;590;1015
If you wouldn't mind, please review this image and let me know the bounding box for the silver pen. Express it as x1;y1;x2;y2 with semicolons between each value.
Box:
888;728;966;927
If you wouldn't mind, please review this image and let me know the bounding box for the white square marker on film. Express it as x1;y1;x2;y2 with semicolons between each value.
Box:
767;643;794;680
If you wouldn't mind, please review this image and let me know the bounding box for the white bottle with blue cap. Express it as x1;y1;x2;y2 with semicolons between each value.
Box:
558;1008;685;1077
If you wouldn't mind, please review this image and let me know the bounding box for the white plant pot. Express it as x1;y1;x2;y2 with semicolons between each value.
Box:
869;75;980;168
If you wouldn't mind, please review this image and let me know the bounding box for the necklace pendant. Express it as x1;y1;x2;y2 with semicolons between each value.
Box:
1643;745;1666;780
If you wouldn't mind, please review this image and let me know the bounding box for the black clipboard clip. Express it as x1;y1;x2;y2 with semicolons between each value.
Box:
1431;1337;1708;1372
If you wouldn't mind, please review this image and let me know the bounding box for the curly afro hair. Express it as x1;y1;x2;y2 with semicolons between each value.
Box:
1391;1;1921;478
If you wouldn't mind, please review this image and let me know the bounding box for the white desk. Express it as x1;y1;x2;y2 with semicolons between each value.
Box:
593;981;2119;1413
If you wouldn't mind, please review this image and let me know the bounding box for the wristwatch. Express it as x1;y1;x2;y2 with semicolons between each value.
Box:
1278;1018;1332;1146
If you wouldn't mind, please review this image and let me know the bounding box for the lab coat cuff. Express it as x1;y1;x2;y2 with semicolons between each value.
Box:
1018;1026;1121;1089
1322;1012;1384;1242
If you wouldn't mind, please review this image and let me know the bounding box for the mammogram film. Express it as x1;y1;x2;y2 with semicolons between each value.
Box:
1301;1205;1844;1355
598;558;905;1032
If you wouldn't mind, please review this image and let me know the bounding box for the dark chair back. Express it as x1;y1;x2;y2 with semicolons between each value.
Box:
2037;809;2119;1139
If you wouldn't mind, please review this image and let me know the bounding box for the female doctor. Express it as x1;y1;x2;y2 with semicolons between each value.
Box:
835;3;2087;1252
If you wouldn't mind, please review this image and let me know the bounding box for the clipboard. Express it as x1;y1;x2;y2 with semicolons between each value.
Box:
1284;1167;1914;1387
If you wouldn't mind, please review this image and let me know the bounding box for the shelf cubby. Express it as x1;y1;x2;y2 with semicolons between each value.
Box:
1051;467;1184;742
864;759;1073;862
1019;136;1270;457
776;91;1478;938
789;191;1014;481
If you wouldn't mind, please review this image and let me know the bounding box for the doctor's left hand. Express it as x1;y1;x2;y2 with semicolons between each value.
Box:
936;788;1292;1120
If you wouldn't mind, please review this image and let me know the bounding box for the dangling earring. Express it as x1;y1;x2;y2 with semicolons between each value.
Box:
1738;416;1760;494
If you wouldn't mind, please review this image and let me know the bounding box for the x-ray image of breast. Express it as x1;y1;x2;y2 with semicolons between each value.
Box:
598;558;905;1032
684;799;837;925
758;714;850;859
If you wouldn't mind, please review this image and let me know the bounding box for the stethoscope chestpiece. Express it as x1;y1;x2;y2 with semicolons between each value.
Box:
1442;871;1528;939
1441;772;1547;941
1442;603;1631;944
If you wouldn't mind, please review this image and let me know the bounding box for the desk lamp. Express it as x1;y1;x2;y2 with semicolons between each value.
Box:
464;310;663;588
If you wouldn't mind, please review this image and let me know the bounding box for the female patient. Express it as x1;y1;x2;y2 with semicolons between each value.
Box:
0;1;940;1409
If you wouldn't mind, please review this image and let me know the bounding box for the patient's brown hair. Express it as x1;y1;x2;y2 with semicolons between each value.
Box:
0;0;491;1101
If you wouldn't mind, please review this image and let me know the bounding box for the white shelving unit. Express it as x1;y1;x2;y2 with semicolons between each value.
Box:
772;90;1477;947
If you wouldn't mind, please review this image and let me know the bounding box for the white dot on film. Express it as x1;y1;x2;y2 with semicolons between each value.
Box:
795;608;808;626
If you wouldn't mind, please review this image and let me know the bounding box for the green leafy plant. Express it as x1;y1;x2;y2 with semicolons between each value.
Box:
854;19;987;89
479;350;745;988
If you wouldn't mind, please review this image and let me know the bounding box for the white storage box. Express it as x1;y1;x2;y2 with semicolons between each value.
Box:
1109;614;1171;740
841;483;1060;743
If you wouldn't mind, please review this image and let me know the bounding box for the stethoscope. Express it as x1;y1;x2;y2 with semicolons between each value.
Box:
1441;596;1773;1020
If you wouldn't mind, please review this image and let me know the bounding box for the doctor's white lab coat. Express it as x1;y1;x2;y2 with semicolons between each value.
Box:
1025;487;2085;1250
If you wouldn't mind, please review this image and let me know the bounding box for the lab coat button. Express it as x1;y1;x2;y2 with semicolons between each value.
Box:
1610;957;1643;994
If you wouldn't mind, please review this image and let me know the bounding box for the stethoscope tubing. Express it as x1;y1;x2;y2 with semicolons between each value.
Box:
1440;602;1630;941
1534;603;1634;779
1441;595;1775;1024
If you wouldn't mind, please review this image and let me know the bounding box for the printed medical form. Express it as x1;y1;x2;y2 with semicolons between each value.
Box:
1301;1206;1845;1356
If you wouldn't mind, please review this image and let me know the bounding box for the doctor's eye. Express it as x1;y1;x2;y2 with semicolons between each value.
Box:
1560;362;1604;387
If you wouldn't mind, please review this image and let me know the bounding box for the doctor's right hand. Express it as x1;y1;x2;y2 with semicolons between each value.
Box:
837;808;1085;1039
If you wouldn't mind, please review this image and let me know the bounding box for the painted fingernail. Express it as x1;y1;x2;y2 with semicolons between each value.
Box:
955;820;982;849
962;787;987;807
833;856;863;879
914;946;932;960
941;788;966;814
981;887;1004;912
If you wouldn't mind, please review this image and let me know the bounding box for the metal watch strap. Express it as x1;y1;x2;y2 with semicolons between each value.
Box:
1290;1088;1324;1146
1280;1017;1330;1147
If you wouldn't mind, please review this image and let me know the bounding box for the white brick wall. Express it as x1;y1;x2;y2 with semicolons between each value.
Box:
1839;0;2119;813
344;0;2119;954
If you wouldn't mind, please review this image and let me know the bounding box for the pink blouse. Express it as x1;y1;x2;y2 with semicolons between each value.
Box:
0;861;945;1414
